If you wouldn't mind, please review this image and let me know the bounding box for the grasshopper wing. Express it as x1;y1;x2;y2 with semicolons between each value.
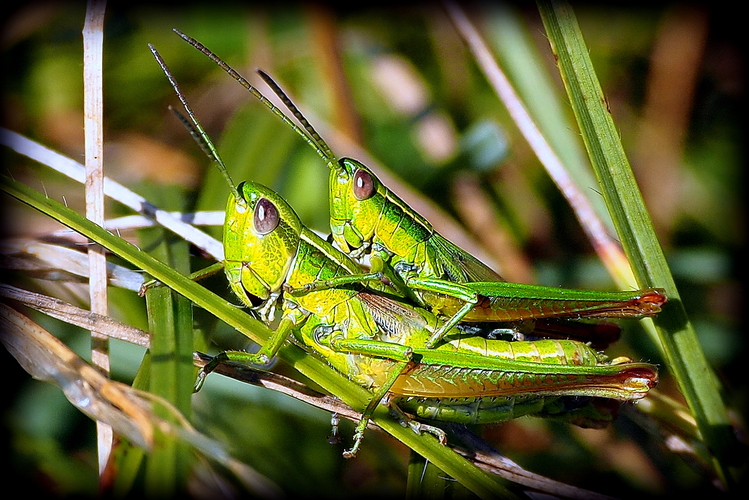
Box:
430;233;505;283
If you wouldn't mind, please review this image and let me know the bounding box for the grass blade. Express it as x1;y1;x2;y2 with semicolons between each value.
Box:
537;0;739;487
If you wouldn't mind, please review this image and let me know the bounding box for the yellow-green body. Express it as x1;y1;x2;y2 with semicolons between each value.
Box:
172;29;666;349
221;181;657;423
157;34;660;455
330;159;502;286
328;158;666;346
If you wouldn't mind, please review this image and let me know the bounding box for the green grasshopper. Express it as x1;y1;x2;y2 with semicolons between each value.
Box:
210;176;658;458
151;42;658;458
213;179;658;458
172;29;667;350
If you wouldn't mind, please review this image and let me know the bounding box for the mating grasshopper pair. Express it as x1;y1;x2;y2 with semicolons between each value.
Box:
149;30;665;457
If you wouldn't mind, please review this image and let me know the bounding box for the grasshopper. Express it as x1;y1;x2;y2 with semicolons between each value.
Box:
209;177;658;458
212;179;658;458
172;29;667;350
152;41;658;458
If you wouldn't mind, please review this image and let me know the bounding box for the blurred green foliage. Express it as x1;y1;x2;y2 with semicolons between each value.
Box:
1;2;744;498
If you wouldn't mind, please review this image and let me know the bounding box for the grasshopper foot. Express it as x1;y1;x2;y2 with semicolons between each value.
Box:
390;403;448;445
342;435;363;459
406;420;447;445
327;413;341;445
193;352;229;392
138;278;162;297
342;417;369;458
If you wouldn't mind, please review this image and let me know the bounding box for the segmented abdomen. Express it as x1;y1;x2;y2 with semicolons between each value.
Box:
396;394;618;427
436;337;601;365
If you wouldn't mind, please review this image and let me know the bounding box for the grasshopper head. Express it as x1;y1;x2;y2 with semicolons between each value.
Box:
223;181;302;308
329;158;385;253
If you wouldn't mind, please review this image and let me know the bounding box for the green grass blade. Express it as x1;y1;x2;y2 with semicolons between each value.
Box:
1;175;515;499
143;286;185;495
127;184;197;495
141;226;194;495
537;0;739;487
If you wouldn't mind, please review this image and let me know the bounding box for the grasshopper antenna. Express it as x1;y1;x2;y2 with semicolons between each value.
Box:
172;29;339;171
255;69;337;164
148;43;241;203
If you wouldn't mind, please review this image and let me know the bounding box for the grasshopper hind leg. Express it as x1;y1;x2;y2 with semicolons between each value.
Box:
341;395;448;459
341;360;411;459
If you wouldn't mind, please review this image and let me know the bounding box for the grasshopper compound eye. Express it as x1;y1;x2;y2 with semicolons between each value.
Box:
353;169;376;201
254;197;280;235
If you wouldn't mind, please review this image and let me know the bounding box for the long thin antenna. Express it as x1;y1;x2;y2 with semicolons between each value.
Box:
148;43;240;202
255;69;337;162
172;29;339;171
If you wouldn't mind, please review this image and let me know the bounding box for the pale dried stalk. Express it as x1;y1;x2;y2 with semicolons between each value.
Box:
444;1;636;288
82;0;111;475
0;128;224;260
0;284;150;347
0;303;281;497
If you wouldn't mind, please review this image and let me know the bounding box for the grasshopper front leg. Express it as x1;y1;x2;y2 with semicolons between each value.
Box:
295;248;422;307
195;315;298;391
139;261;226;296
284;271;389;295
284;248;411;301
